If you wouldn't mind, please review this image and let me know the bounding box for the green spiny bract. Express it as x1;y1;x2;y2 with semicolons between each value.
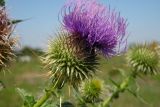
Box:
42;31;98;89
127;44;160;75
80;79;104;103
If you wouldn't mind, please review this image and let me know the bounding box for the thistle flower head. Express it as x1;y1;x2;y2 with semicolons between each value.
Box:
127;44;160;75
62;0;127;57
42;31;98;89
0;7;16;71
0;7;12;37
80;79;104;103
0;38;16;70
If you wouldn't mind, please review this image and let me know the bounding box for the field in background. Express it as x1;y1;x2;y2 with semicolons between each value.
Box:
0;52;160;107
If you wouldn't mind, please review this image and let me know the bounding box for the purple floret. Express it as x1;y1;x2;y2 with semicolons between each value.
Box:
62;0;127;57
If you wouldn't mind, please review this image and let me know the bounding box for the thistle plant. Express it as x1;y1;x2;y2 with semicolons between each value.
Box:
0;37;16;70
12;0;160;107
0;3;17;71
31;0;128;106
102;43;160;107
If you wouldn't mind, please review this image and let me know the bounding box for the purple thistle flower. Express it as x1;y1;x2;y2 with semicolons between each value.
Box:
62;0;127;57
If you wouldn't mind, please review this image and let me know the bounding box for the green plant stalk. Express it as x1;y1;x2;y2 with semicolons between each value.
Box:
102;73;136;107
33;91;52;107
33;84;57;107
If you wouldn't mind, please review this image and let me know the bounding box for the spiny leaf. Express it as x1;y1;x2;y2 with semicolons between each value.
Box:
109;78;119;88
16;88;36;107
0;80;5;91
127;88;150;106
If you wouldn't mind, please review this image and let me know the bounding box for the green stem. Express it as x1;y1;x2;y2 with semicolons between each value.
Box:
33;91;52;107
33;74;62;107
102;73;136;107
33;84;57;107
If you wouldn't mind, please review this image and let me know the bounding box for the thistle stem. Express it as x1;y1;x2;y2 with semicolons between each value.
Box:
33;91;52;107
102;73;136;107
33;84;57;107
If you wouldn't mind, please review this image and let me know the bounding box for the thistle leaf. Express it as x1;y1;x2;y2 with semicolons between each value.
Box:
109;78;119;88
16;88;36;107
127;88;150;106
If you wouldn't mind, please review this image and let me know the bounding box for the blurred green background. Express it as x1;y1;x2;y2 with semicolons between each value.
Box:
0;47;160;107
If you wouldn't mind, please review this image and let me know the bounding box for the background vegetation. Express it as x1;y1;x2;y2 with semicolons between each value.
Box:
0;47;160;107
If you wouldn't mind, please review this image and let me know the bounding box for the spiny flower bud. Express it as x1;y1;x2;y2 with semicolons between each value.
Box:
80;79;104;103
127;44;160;75
42;31;98;89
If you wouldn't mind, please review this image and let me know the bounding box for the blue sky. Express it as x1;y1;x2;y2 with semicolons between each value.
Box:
7;0;160;48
